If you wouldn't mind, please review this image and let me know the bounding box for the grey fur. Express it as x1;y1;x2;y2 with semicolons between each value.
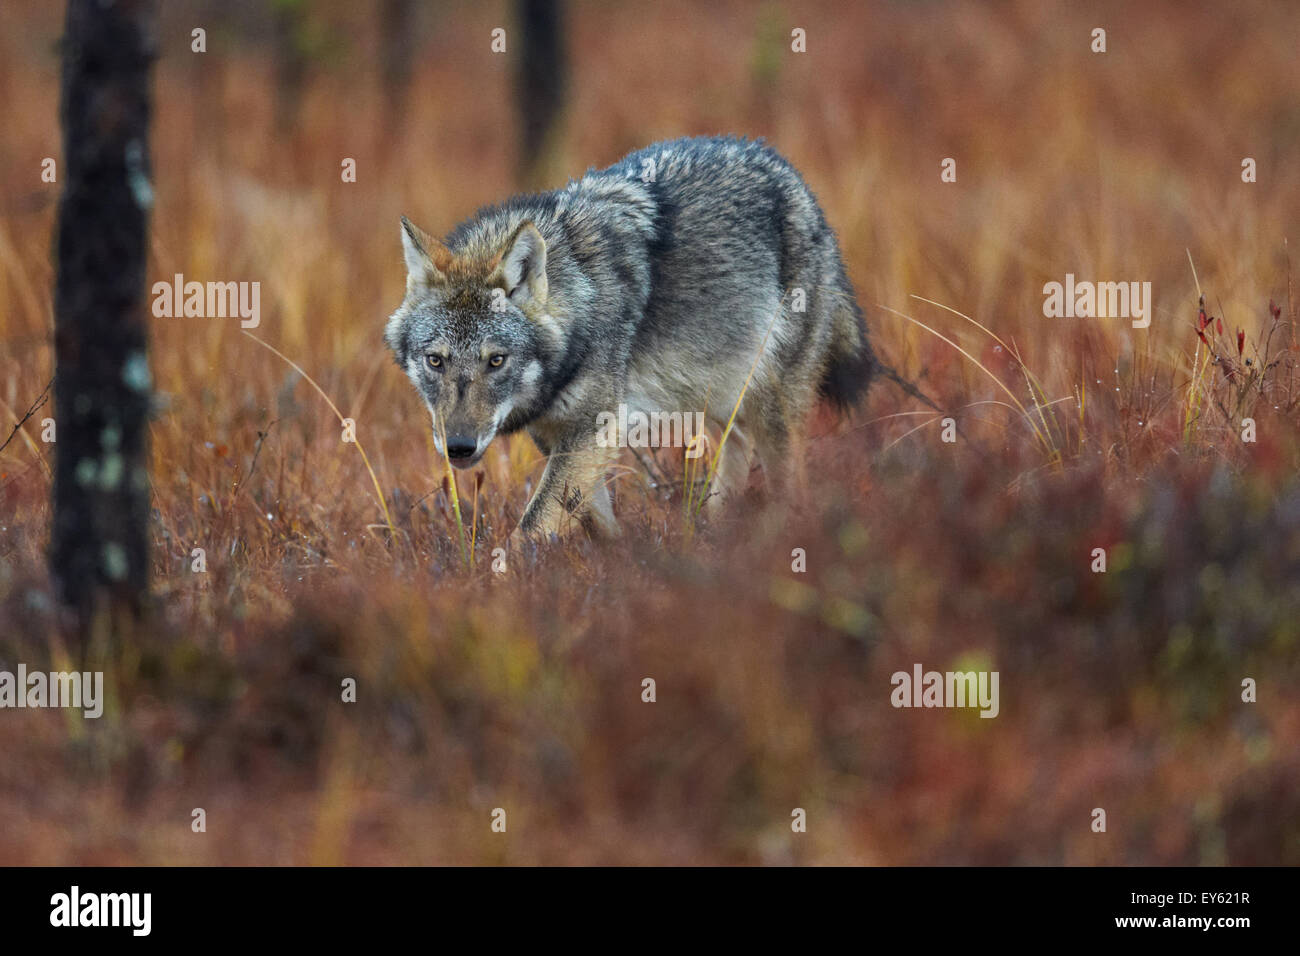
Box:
386;136;878;539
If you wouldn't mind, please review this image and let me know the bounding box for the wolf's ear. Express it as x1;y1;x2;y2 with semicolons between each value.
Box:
494;221;548;308
400;216;450;291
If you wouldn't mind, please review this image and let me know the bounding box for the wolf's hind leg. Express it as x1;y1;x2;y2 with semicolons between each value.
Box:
703;423;753;515
747;394;802;501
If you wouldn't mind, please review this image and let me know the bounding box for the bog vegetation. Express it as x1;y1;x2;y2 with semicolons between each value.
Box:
1;0;1297;864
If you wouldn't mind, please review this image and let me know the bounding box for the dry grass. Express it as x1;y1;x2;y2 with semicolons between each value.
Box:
1;0;1299;864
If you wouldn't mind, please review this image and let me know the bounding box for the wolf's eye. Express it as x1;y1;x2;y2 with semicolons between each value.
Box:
425;354;443;371
488;354;507;369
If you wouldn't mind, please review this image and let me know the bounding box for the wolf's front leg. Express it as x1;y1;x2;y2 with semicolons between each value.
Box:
515;435;620;541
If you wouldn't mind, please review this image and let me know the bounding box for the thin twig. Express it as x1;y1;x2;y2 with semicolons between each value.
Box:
0;376;53;457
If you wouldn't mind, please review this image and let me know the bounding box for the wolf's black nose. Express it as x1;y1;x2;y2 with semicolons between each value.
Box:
446;436;477;459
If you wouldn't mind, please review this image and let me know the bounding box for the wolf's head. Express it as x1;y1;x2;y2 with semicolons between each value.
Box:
385;216;552;468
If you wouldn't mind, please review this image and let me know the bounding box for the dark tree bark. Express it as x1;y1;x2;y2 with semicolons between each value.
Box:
272;0;307;130
380;0;416;133
514;0;567;189
51;0;157;634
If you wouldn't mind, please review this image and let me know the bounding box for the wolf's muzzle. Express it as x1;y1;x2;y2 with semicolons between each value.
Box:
445;435;478;460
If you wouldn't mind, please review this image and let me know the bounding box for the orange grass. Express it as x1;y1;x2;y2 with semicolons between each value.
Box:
1;0;1299;865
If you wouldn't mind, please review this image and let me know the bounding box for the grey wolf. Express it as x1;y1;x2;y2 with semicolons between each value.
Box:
385;135;879;541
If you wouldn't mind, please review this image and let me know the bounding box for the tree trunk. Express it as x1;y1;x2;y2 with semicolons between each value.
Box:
50;0;157;636
273;1;307;131
380;0;417;134
515;0;567;189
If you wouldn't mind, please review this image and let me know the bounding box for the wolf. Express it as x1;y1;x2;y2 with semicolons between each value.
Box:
385;136;879;541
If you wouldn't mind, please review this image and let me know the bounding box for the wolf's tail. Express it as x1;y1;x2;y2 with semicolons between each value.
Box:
819;328;876;410
820;295;943;415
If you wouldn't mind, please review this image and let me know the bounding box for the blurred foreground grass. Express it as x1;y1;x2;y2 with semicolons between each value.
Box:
1;0;1298;863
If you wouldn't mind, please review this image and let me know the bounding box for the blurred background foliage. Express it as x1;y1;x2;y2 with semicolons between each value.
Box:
0;0;1298;863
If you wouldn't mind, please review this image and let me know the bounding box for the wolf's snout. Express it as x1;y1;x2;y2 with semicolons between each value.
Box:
445;436;478;460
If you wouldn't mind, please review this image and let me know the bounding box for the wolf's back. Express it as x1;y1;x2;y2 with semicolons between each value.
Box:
598;136;876;410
